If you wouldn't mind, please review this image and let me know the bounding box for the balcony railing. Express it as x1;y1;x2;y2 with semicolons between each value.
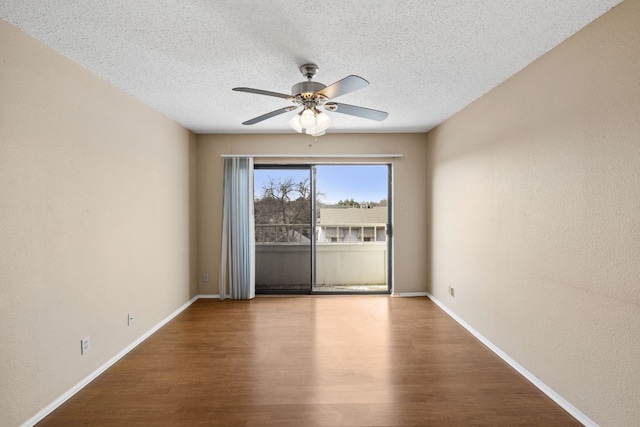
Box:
255;223;388;288
255;223;387;244
317;223;387;243
255;224;312;244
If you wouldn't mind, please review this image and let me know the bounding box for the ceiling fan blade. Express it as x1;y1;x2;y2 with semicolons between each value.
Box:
233;87;292;100
242;106;297;125
317;75;369;100
326;102;388;121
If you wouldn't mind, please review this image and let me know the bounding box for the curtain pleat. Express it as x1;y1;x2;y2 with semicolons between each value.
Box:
219;157;255;299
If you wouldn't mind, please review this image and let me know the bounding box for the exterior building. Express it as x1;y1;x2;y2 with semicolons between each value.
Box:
317;206;387;243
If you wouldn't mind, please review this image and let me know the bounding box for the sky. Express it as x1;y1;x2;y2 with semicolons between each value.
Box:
254;165;388;205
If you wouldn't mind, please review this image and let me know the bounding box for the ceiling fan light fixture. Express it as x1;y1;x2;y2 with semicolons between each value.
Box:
316;111;331;129
299;108;317;129
287;114;303;133
305;111;331;136
233;63;387;136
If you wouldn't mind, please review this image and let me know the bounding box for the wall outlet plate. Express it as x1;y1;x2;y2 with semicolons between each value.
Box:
128;312;135;326
81;336;90;354
203;273;209;282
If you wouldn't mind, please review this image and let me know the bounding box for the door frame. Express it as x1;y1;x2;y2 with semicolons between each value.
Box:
254;162;393;295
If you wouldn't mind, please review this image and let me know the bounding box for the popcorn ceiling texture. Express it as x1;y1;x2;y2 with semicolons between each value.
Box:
0;0;621;133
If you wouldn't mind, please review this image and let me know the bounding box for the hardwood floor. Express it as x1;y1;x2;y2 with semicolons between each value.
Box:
38;297;580;426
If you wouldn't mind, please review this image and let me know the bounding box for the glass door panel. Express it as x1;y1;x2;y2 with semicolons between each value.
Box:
313;165;390;293
254;166;312;294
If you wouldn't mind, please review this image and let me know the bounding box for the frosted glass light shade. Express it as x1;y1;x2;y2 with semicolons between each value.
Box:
305;111;331;136
288;108;330;136
315;112;331;130
287;114;303;133
299;108;317;129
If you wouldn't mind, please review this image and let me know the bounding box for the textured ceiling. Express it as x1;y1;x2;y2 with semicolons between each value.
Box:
1;1;622;134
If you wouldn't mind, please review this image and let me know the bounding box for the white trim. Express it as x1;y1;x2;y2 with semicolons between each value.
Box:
391;291;428;297
426;293;597;427
221;154;403;158
21;295;201;427
196;293;220;299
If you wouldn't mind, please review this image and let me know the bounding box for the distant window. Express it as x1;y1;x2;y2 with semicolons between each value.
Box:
363;237;372;242
331;237;338;243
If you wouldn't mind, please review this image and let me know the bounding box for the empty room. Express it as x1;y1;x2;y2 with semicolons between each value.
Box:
1;1;638;426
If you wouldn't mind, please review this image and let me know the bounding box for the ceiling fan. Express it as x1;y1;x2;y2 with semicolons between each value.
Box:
232;63;388;136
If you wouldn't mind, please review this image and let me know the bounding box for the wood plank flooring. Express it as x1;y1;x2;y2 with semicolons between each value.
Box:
38;296;580;426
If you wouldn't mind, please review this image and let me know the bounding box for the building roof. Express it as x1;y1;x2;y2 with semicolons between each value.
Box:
319;206;387;225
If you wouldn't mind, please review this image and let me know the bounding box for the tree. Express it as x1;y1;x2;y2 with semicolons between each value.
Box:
337;198;360;208
255;177;311;242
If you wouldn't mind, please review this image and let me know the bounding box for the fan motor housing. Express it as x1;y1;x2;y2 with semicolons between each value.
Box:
292;81;326;97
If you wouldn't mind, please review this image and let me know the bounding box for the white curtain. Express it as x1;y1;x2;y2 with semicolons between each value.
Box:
219;157;255;299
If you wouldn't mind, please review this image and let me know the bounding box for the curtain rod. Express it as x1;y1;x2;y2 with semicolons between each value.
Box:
221;154;403;158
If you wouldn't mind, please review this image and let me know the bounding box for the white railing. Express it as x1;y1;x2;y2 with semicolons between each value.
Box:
255;223;388;287
255;223;387;244
256;243;387;286
317;223;387;243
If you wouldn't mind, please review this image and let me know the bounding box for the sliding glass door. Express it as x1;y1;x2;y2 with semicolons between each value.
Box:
254;164;391;294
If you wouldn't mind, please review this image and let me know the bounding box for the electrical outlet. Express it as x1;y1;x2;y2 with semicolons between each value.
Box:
128;312;135;326
81;336;90;355
450;287;455;297
203;273;209;282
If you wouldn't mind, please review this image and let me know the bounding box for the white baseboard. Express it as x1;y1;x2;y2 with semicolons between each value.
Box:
22;295;201;427
392;291;428;297
426;293;596;427
196;293;220;299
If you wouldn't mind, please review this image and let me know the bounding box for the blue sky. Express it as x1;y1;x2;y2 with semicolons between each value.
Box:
254;165;388;204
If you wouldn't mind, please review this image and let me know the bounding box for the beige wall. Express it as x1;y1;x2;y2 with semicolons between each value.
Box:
427;1;640;425
196;133;430;295
0;20;197;425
